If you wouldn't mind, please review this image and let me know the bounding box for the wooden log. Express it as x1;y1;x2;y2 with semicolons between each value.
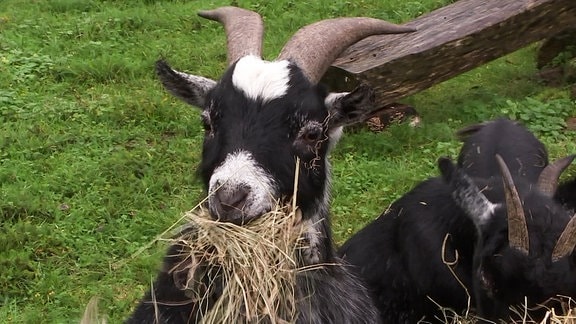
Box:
323;0;576;109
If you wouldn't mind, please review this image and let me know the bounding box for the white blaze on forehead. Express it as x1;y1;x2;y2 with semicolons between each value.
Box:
232;55;291;103
209;150;278;217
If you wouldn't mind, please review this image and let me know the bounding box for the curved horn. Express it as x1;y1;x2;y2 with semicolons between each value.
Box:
495;154;529;255
278;18;416;84
551;214;576;262
537;155;575;197
198;6;264;65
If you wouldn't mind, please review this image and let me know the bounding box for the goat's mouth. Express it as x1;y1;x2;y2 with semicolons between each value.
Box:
207;194;293;226
213;209;262;226
208;195;275;225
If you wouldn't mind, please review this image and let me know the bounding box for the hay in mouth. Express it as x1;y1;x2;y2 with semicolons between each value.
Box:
169;201;312;323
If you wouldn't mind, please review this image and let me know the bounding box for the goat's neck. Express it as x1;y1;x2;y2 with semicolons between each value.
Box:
300;169;335;265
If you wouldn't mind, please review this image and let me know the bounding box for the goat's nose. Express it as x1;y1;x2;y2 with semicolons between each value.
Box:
217;187;249;212
211;185;250;223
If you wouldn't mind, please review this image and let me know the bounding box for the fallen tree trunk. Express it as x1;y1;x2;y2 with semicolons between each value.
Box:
323;0;576;109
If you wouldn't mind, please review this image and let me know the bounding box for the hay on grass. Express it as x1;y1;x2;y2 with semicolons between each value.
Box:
169;201;313;324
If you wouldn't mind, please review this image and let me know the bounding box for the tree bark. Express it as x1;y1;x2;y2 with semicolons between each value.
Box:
323;0;576;110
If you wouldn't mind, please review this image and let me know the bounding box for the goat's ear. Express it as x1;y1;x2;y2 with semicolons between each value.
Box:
438;157;499;229
156;60;217;109
326;83;376;129
438;157;457;182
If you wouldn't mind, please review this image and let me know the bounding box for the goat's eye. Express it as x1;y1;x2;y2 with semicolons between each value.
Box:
297;121;325;146
303;128;322;143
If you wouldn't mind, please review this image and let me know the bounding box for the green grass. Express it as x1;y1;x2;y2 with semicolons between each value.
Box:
1;0;575;322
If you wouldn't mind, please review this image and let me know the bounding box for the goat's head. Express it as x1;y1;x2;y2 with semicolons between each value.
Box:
457;119;549;183
156;7;414;225
439;155;576;320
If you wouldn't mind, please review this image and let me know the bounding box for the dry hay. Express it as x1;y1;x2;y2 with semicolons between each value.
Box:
434;296;576;323
168;200;313;324
80;201;313;324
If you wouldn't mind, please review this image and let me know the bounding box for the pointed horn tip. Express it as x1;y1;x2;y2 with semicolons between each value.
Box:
394;25;417;33
495;154;514;179
551;213;576;262
494;154;505;165
197;9;218;20
553;153;576;175
303;17;417;33
552;154;576;168
366;22;416;34
536;153;576;196
197;6;261;21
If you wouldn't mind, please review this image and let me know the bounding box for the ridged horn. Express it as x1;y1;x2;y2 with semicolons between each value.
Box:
551;214;576;262
198;6;264;65
537;155;575;197
278;18;416;84
495;154;529;255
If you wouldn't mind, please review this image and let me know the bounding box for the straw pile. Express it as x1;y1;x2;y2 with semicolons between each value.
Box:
170;201;311;324
435;296;576;323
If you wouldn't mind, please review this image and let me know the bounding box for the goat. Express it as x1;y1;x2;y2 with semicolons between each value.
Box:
338;119;576;323
126;6;414;324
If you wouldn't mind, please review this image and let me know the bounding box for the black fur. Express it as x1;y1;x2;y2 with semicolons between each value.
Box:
457;118;548;182
555;178;576;213
339;119;576;323
339;176;475;323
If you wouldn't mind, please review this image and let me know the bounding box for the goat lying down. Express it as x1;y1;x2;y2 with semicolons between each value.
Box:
126;6;415;323
339;119;576;323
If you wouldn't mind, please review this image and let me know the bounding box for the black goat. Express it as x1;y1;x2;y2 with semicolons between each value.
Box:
440;155;576;321
338;175;475;323
126;6;414;323
339;119;576;323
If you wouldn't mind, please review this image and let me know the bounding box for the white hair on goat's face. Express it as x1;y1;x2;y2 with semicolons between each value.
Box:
208;150;278;223
232;55;291;103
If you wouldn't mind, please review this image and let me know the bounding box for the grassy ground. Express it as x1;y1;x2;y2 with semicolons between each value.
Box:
1;0;575;322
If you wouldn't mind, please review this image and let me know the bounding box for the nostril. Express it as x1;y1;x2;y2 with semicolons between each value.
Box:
217;186;249;212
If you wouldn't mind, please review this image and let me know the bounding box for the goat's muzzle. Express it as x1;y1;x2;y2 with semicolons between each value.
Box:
209;184;253;225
